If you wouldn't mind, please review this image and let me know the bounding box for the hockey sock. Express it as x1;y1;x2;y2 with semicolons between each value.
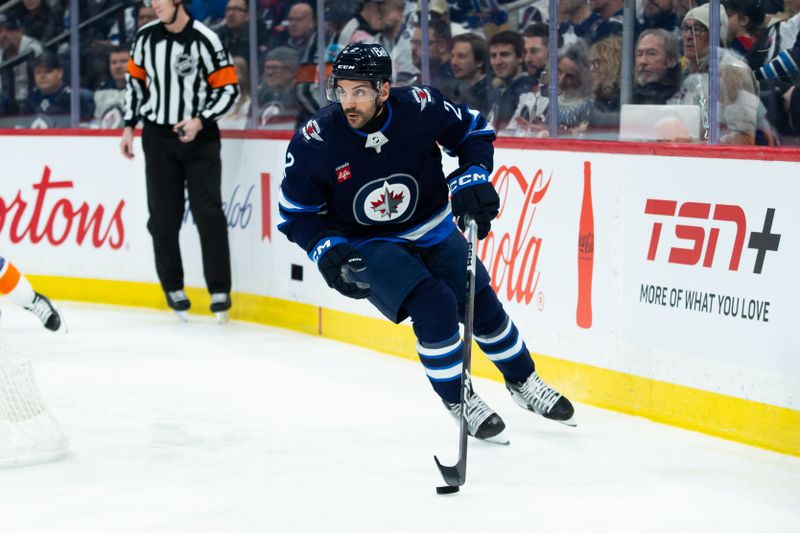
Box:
472;286;535;383
0;258;36;308
403;277;462;403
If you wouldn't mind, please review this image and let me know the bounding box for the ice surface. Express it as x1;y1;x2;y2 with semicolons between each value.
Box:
1;302;798;533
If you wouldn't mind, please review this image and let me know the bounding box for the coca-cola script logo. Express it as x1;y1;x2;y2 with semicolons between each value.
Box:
0;166;125;249
477;165;551;305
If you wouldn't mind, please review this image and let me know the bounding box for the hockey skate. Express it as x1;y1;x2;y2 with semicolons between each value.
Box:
209;293;231;324
23;292;64;332
444;387;509;445
165;290;190;322
506;371;576;427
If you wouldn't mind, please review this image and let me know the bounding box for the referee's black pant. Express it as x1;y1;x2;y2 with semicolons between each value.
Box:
142;121;231;295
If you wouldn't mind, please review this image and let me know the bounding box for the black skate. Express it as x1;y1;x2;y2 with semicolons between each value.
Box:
210;293;231;324
24;292;64;332
444;388;509;445
506;371;576;426
165;290;190;321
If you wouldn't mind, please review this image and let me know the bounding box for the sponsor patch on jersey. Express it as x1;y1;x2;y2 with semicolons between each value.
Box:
336;162;352;183
174;53;198;77
301;119;323;142
353;174;419;225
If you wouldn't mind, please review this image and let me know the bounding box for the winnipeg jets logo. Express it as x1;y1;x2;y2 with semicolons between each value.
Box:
370;182;405;218
410;86;433;112
353;174;419;225
301;119;323;142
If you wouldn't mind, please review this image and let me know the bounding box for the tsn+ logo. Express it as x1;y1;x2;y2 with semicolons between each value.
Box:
644;199;781;274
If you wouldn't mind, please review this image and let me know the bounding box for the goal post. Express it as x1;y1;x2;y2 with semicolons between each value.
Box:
0;335;68;468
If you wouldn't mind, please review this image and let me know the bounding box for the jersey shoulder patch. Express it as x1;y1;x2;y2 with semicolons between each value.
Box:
300;119;324;142
394;86;435;113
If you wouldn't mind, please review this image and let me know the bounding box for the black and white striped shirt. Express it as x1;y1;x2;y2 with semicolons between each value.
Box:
124;18;239;127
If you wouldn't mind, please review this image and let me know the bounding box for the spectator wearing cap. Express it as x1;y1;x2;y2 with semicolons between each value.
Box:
20;51;95;128
0;13;42;116
724;0;769;64
633;28;682;105
12;0;62;44
257;46;300;128
671;3;766;144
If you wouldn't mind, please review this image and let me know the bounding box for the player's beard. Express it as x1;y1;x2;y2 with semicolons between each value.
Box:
343;107;368;129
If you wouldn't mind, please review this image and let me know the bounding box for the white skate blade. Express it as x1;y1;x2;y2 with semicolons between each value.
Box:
555;416;577;427
475;430;510;446
215;311;229;324
174;310;189;322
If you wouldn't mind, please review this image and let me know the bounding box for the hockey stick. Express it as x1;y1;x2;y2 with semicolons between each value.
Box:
434;216;478;489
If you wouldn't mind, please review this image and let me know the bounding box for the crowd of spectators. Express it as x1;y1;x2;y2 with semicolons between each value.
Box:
1;0;799;144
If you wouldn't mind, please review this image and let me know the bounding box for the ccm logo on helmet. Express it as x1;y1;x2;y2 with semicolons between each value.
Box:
338;65;356;69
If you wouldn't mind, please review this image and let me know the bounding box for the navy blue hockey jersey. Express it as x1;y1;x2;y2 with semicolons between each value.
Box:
278;85;495;257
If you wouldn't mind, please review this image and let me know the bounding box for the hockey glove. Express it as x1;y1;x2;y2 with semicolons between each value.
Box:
311;237;371;299
447;164;499;239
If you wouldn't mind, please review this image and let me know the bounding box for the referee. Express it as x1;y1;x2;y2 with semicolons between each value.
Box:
120;0;239;321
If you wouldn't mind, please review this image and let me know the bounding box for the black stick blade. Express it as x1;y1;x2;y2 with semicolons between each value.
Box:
434;455;466;487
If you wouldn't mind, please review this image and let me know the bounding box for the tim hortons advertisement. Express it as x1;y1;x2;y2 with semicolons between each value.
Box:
0;136;154;281
623;155;800;405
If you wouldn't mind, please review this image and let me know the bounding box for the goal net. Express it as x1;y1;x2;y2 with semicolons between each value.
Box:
0;334;68;467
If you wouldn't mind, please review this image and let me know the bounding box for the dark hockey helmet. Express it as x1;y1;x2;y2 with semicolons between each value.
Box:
326;43;392;102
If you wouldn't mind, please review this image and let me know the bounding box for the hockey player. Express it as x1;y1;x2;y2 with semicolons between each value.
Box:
278;43;575;442
0;256;63;332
